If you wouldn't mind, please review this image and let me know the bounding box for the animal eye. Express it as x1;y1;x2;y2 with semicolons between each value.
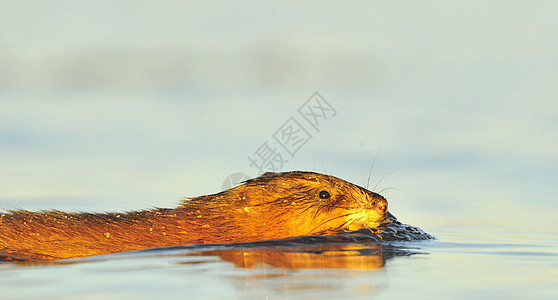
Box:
319;190;330;199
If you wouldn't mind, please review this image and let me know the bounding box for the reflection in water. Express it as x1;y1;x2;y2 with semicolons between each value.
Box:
166;221;431;295
185;243;386;269
182;243;388;295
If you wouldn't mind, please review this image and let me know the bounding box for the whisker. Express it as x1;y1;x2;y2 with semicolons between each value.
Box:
319;155;328;175
378;187;401;194
313;154;317;172
336;219;351;230
366;147;382;190
308;212;354;234
373;170;397;192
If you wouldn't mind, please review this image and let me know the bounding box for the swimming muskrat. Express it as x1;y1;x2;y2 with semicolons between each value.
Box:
0;171;390;261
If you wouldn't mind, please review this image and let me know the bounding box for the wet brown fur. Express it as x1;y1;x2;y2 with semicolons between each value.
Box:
0;171;388;261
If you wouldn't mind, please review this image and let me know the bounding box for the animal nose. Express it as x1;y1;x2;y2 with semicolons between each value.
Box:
377;198;388;213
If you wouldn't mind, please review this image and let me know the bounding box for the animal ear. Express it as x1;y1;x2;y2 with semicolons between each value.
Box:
261;172;279;177
244;172;280;186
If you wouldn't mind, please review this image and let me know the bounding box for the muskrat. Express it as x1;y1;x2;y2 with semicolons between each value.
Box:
0;171;389;261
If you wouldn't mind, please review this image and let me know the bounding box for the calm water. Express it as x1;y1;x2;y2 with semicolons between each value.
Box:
2;1;558;299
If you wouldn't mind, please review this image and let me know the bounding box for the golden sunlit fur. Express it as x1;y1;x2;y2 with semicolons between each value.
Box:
0;171;389;261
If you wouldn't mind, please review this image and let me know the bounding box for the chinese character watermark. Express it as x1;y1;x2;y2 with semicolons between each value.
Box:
272;117;312;157
248;141;288;174
222;92;337;190
298;92;337;131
